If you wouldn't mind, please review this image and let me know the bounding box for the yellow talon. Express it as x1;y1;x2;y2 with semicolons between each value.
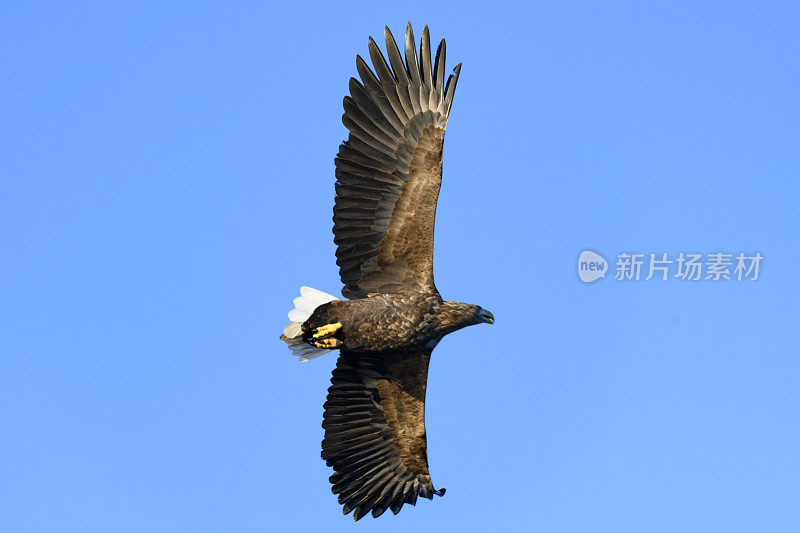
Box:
314;338;341;349
312;322;342;339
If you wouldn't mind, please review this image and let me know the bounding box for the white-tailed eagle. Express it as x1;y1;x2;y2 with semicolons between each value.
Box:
281;23;493;520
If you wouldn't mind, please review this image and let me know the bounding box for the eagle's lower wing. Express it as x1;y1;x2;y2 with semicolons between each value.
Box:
322;349;442;520
333;24;461;299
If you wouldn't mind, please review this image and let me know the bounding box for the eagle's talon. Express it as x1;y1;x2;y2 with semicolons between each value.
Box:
312;322;342;339
313;337;342;349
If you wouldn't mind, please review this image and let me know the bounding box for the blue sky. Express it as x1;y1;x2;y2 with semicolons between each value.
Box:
2;1;799;531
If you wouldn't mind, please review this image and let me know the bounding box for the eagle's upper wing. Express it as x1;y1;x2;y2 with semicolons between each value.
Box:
333;24;461;299
322;349;443;520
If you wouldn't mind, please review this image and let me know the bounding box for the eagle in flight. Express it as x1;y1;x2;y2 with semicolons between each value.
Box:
281;23;493;520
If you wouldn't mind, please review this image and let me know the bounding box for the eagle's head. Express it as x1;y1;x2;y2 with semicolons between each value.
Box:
459;303;494;326
437;302;494;334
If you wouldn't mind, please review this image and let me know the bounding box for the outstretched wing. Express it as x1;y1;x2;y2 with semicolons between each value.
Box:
322;350;444;520
333;24;461;299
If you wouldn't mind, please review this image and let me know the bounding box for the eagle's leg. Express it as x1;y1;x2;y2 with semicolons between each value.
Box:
309;322;343;349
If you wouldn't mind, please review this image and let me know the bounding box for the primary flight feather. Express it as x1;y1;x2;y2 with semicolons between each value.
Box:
281;23;493;521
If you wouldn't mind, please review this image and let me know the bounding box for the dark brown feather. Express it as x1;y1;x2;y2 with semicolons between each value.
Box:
333;25;461;299
322;350;442;520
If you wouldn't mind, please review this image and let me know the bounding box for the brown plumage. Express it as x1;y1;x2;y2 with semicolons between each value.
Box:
281;23;493;521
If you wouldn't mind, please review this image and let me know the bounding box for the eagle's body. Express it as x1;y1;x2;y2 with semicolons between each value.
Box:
302;293;485;352
280;23;492;521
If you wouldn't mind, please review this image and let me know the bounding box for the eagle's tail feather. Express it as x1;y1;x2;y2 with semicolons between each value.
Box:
281;286;339;362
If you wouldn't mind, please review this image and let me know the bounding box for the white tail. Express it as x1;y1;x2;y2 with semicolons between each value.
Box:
281;286;338;362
